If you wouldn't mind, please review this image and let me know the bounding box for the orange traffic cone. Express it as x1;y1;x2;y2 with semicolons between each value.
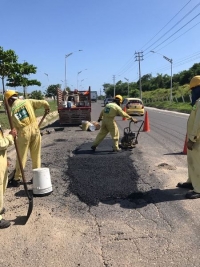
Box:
183;134;187;155
143;111;150;132
122;106;127;121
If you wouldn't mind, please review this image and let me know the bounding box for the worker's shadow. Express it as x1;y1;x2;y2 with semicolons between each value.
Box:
101;187;188;209
15;189;32;198
11;216;27;225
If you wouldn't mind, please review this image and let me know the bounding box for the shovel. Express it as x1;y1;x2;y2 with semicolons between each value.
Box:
38;111;49;128
39;112;64;136
4;98;33;224
40;127;65;136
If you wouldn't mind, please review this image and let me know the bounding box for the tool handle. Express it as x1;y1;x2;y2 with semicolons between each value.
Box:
38;111;48;128
135;121;144;142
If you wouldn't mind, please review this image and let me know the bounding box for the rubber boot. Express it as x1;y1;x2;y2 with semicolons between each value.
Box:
0;219;11;229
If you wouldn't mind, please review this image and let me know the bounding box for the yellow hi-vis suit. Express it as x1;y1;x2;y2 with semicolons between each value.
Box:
186;99;200;193
0;129;14;220
11;99;50;181
92;102;132;150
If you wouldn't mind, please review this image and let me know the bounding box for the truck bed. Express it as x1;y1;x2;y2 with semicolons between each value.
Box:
57;88;91;125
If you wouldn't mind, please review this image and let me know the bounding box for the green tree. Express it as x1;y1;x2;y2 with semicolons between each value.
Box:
45;84;60;100
29;90;44;100
7;61;41;98
0;46;18;93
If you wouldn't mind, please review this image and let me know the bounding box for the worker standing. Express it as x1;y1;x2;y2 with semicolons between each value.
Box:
91;95;137;152
177;76;200;198
4;90;50;187
0;126;17;228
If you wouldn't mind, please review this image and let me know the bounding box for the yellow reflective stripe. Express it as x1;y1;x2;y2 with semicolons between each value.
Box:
11;101;26;113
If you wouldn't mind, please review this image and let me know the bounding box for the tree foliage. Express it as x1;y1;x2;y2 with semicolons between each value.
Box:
0;47;18;93
0;46;41;97
29;90;44;100
45;84;60;100
103;62;200;98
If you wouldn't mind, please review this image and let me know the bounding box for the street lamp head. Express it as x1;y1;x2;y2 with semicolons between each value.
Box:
65;52;73;58
124;77;129;81
150;51;155;53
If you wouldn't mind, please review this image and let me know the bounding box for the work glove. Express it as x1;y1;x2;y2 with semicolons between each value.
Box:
45;108;50;114
9;128;17;138
131;117;137;123
187;139;194;150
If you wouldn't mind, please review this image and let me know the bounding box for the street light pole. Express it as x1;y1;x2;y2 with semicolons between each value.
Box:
65;53;72;90
77;69;87;90
124;77;129;97
65;50;82;90
44;73;49;96
61;80;64;89
150;50;173;102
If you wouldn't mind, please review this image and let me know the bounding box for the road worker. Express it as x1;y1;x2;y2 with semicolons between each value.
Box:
62;89;69;102
4;90;50;187
0;125;17;228
74;89;79;106
91;95;137;152
177;75;200;198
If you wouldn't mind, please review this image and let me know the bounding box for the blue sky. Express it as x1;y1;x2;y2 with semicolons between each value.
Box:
2;0;200;96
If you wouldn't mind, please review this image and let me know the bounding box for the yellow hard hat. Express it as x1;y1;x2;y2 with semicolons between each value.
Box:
115;94;123;103
4;90;18;100
190;76;200;90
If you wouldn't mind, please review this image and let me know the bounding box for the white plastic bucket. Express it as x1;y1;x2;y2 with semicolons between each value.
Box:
88;123;95;131
32;168;53;196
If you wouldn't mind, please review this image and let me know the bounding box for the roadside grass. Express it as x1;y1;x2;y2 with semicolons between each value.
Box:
145;101;192;114
0;100;58;129
142;84;192;114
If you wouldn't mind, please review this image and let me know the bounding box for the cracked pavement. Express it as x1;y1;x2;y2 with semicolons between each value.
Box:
1;103;200;267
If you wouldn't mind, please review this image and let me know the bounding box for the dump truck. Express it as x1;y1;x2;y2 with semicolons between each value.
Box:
57;86;91;125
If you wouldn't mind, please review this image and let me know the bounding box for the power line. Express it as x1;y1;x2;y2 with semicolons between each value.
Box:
151;12;200;51
108;1;200;84
115;2;199;78
141;0;192;50
150;50;200;74
155;20;200;52
115;54;136;76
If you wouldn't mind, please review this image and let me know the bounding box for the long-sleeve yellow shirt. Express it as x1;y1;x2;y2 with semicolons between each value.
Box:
99;102;132;120
0;128;14;171
11;99;50;130
187;99;200;143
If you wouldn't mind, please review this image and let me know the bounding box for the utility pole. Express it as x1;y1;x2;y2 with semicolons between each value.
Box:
113;75;116;97
135;51;143;99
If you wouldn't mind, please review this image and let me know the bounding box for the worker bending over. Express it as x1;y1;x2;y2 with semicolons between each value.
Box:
91;95;137;152
4;90;50;187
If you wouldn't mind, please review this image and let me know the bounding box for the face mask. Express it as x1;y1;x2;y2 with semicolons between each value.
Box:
191;86;200;106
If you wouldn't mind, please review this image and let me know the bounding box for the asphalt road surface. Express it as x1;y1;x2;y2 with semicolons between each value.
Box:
1;101;200;267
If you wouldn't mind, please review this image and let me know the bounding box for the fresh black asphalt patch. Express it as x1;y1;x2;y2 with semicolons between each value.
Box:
67;140;187;208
